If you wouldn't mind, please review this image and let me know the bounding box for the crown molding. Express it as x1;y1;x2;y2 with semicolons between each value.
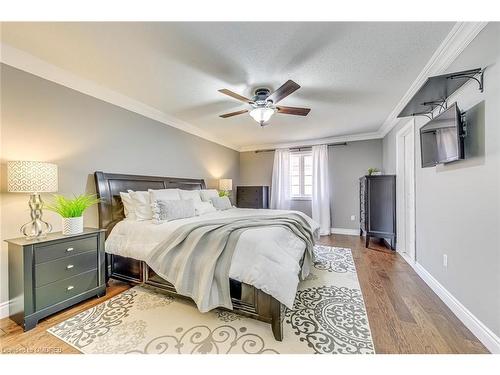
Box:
239;131;382;152
377;22;488;138
0;43;240;152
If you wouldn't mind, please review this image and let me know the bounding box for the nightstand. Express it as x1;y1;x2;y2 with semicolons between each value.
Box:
5;228;106;331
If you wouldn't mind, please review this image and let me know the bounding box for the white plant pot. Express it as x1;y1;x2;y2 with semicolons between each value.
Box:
62;216;84;236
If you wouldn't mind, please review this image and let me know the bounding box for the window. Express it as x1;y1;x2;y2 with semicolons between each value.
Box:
290;151;312;199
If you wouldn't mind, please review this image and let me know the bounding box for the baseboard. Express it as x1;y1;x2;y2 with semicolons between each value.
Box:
400;256;500;354
331;227;359;236
0;301;9;319
398;250;415;266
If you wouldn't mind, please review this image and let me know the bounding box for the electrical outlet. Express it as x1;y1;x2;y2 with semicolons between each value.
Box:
350;215;356;221
443;254;448;268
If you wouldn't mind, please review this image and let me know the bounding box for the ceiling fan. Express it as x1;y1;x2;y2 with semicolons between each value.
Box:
218;80;311;126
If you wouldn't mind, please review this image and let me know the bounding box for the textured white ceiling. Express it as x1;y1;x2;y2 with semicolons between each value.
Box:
1;22;454;149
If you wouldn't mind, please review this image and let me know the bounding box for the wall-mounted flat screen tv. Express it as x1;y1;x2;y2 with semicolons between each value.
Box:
420;102;465;168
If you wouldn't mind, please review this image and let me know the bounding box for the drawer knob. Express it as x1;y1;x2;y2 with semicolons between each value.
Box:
67;285;74;291
66;264;74;270
66;247;74;252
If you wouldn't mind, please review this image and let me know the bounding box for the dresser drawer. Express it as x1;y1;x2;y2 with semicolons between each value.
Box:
34;236;98;264
35;250;98;287
237;202;259;209
35;269;98;311
242;187;261;194
238;197;261;205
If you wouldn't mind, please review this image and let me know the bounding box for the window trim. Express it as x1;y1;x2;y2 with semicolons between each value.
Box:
290;151;312;201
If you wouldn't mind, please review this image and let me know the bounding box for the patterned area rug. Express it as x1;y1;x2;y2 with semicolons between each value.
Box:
48;245;374;354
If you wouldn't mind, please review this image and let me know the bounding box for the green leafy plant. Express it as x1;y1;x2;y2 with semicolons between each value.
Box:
218;190;230;198
44;194;100;218
367;167;380;176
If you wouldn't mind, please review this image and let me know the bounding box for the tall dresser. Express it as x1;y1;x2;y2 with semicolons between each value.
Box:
236;186;269;209
359;175;396;249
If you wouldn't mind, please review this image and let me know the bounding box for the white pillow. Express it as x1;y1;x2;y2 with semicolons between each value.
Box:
200;189;219;202
194;201;217;216
119;192;137;220
179;189;202;204
148;188;181;202
152;199;195;224
210;196;232;210
128;190;152;221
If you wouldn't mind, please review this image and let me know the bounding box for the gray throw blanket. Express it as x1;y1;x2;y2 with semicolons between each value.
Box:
145;213;315;312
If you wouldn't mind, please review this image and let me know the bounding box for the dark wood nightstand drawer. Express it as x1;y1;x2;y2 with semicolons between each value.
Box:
34;236;97;264
35;250;98;287
35;269;98;311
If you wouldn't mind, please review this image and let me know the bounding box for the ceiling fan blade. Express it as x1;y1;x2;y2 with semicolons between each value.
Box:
267;80;301;104
219;109;249;118
218;89;253;103
277;106;311;116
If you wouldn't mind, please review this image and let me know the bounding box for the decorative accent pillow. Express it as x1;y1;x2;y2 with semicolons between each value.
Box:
152;199;195;224
179;189;202;204
119;192;137;220
210;196;232;210
194;201;217;216
200;189;219;202
127;190;153;220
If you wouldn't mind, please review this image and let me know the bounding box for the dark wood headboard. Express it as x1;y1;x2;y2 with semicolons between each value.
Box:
94;171;206;237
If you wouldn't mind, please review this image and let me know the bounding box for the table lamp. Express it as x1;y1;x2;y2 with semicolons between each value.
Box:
7;161;58;239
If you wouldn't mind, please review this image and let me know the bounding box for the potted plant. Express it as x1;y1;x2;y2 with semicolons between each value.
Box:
367;167;380;176
45;194;100;235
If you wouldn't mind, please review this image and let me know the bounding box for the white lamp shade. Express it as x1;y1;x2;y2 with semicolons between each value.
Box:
7;161;58;193
219;179;233;191
249;107;275;124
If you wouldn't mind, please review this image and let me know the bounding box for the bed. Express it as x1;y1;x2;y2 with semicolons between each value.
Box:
94;171;318;341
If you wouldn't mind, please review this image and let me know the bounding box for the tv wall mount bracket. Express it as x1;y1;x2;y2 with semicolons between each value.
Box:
448;69;484;93
397;68;484;120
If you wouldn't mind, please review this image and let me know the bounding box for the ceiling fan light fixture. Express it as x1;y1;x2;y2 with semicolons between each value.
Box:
218;80;309;123
249;107;276;125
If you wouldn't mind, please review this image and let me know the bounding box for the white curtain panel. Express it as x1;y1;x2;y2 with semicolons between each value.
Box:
270;148;291;210
312;145;331;235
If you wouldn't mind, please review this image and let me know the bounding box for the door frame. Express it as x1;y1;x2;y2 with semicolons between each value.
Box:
395;118;416;262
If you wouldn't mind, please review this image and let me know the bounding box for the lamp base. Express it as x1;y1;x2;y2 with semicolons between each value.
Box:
21;193;52;240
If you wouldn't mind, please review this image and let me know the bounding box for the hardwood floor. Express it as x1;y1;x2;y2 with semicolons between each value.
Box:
0;234;489;354
319;235;488;354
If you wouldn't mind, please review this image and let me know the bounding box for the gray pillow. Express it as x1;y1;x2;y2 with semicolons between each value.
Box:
210;196;232;210
152;199;195;224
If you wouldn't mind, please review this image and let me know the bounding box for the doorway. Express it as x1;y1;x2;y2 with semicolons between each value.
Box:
396;119;416;262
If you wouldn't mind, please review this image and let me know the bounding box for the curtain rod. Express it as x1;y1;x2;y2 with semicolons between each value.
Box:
254;142;348;153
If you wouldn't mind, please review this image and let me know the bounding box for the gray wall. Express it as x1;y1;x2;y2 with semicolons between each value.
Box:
240;139;383;230
382;23;500;338
239;151;275;187
0;64;240;306
330;140;383;229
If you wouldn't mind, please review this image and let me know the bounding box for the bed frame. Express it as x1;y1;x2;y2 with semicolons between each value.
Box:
94;171;283;341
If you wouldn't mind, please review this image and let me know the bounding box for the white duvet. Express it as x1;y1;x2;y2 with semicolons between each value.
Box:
105;208;319;308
